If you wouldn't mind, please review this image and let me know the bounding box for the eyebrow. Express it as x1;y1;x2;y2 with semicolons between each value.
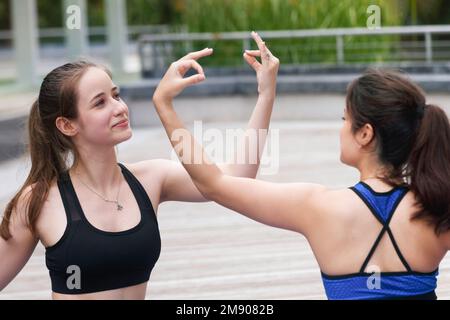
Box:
90;86;119;103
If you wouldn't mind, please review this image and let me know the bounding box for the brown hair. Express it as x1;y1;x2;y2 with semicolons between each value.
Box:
346;68;450;234
0;61;109;240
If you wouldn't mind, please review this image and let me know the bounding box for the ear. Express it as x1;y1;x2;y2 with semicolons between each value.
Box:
355;123;375;148
55;116;78;137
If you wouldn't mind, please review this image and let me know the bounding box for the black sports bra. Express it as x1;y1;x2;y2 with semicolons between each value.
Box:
45;163;161;294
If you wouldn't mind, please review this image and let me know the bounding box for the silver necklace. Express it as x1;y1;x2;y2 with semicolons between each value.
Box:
75;172;123;211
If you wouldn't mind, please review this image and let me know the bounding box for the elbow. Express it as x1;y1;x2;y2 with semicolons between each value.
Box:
248;169;258;179
228;164;259;180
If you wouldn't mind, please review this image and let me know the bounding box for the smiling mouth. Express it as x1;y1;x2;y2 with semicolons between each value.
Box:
112;119;129;127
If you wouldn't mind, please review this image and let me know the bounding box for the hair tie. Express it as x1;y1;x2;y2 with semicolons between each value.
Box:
416;104;426;119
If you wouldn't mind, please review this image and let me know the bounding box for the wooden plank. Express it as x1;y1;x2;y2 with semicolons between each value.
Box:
0;119;449;300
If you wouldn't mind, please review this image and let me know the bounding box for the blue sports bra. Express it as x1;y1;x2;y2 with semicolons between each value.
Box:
321;181;438;300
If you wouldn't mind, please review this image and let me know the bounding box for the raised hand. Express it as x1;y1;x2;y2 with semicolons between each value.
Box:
153;48;214;104
243;31;280;97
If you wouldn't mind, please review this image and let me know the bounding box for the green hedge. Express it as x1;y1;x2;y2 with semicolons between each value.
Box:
172;0;399;66
1;0;449;65
0;0;180;29
1;0;449;30
169;0;449;66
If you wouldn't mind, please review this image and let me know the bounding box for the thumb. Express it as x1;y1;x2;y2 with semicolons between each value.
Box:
243;52;261;71
181;73;206;86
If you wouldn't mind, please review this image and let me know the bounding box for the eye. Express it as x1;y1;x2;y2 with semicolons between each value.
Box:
95;99;105;107
341;116;346;121
114;92;121;100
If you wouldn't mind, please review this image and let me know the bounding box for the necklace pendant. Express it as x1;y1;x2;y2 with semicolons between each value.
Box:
117;203;123;211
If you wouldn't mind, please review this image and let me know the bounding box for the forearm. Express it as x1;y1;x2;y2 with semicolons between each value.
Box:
154;98;223;197
222;92;275;178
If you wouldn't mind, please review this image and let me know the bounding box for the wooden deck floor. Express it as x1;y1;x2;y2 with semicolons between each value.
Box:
1;116;449;300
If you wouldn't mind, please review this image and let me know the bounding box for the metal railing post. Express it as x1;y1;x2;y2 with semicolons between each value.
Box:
425;32;433;64
336;35;344;65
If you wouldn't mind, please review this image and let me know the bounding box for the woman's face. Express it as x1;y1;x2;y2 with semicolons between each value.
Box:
339;108;362;167
74;67;132;147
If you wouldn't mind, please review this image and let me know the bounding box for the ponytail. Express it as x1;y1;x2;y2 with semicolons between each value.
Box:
1;100;61;239
408;104;450;234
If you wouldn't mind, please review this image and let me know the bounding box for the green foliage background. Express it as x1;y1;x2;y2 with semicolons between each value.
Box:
1;0;449;65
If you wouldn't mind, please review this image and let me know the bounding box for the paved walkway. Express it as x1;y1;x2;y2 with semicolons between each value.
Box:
0;94;449;299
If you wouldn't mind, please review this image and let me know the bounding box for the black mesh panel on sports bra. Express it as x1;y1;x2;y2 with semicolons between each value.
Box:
59;171;82;222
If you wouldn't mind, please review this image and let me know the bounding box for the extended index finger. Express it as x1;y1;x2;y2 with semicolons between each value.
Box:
180;48;214;61
251;31;272;63
251;31;266;51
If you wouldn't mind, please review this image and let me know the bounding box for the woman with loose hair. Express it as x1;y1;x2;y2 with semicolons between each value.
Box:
0;32;279;299
153;32;450;300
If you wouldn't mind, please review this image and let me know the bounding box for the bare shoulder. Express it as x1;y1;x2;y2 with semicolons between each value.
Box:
122;159;170;181
278;183;355;237
302;186;374;262
311;186;360;220
303;186;368;237
123;159;183;187
120;159;175;211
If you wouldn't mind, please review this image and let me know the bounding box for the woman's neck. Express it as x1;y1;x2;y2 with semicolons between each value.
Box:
70;147;121;194
358;158;401;186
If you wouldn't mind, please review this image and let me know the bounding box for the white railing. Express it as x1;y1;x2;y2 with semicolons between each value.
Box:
0;24;170;41
138;25;450;75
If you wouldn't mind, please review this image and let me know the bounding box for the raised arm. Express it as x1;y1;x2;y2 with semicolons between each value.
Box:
152;32;330;235
153;32;279;203
0;188;39;291
220;31;279;178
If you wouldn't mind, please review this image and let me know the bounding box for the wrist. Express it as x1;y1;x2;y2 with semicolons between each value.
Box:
153;93;173;110
258;90;276;101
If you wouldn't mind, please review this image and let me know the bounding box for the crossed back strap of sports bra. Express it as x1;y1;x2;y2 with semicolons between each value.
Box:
350;181;412;273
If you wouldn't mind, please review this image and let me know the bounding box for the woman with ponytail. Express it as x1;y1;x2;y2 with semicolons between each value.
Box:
153;32;450;300
0;32;279;299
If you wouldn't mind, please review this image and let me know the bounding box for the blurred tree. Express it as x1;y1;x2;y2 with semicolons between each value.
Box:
126;0;181;25
37;0;63;27
0;0;10;30
396;0;450;25
180;0;402;32
410;0;417;25
2;0;449;31
416;0;450;25
88;0;105;26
